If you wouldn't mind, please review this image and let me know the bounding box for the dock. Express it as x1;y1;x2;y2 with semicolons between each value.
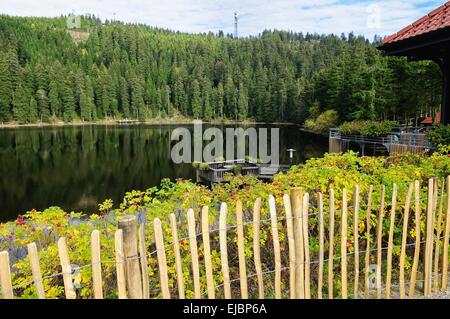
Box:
195;159;290;184
117;119;140;125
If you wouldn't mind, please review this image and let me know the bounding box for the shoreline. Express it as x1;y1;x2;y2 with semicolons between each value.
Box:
0;118;301;129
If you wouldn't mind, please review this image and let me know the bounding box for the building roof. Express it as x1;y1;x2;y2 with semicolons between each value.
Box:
421;112;441;125
383;1;450;45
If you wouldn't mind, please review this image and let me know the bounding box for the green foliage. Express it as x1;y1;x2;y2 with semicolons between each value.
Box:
2;151;450;298
339;120;398;137
0;15;440;124
427;125;450;147
304;109;339;133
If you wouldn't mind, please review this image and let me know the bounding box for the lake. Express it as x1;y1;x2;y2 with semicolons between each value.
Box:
0;124;328;221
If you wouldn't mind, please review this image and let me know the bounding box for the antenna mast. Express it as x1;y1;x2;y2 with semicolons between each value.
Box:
234;12;238;39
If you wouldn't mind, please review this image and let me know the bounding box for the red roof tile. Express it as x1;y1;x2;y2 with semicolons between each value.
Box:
383;1;450;44
421;112;441;125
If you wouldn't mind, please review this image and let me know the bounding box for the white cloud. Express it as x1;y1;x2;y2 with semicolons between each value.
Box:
0;0;446;39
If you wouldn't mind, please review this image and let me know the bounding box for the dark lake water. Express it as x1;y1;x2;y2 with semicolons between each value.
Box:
0;124;327;221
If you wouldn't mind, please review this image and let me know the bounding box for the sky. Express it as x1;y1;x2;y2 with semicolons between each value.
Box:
0;0;447;40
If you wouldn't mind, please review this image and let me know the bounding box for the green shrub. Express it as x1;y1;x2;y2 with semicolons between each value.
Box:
304;110;339;133
2;151;450;298
339;120;398;137
427;125;450;146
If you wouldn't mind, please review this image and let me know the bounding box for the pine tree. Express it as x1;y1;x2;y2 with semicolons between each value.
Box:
12;84;29;123
48;80;61;118
29;96;38;123
0;53;12;122
237;82;248;120
62;81;76;122
191;80;201;119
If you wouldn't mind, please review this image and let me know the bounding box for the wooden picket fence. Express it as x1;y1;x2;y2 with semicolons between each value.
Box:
1;177;450;299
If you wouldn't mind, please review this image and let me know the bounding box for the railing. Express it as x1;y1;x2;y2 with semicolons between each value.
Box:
329;127;433;150
1;178;450;299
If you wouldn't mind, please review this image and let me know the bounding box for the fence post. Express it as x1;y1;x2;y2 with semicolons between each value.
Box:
283;194;296;299
303;193;311;299
219;202;231;299
253;198;264;299
236;200;248;299
433;178;445;293
341;188;348;299
409;180;421;297
290;187;305;299
353;185;360;299
138;224;150;299
376;185;385;299
57;237;76;299
442;175;450;290
424;179;434;296
201;207;215;299
386;183;397;299
170;213;186;299
399;183;413;299
91;230;103;299
118;215;143;299
187;208;201;299
364;185;373;299
0;251;13;299
27;243;45;299
114;229;127;299
269;195;282;299
318;193;324;299
328;188;335;299
154;218;171;299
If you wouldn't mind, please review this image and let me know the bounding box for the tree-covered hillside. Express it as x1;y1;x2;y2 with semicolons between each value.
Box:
0;14;442;124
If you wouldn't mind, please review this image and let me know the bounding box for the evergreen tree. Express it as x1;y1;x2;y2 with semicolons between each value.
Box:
191;80;201;119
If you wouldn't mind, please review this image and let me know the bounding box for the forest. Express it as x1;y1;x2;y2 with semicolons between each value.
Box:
0;14;443;125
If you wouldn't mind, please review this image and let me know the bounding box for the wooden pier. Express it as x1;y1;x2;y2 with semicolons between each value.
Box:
195;159;290;184
117;119;140;125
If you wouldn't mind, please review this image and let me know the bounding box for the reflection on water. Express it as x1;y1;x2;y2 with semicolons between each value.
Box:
0;124;327;221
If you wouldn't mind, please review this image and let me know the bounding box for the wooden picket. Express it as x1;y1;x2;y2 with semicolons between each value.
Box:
235;200;248;299
138;224;150;299
27;242;45;299
443;176;450;290
328;188;335;299
399;183;413;299
201;207;214;299
170;213;186;299
353;185;360;298
317;193;324;299
376;185;385;299
219;203;231;299
283;194;296;299
154;218;170;299
409;180;421;297
58;237;76;299
91;230;103;299
433;178;445;293
386;183;397;299
252;197;264;299
114;229;127;299
187;208;201;299
364;185;373;299
0;251;13;299
2;179;450;300
341;188;348;299
269;195;282;299
290;187;305;299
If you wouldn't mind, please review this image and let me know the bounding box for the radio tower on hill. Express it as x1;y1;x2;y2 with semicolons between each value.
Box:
234;11;239;39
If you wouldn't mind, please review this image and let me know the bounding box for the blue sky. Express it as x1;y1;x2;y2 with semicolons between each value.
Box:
0;0;447;40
